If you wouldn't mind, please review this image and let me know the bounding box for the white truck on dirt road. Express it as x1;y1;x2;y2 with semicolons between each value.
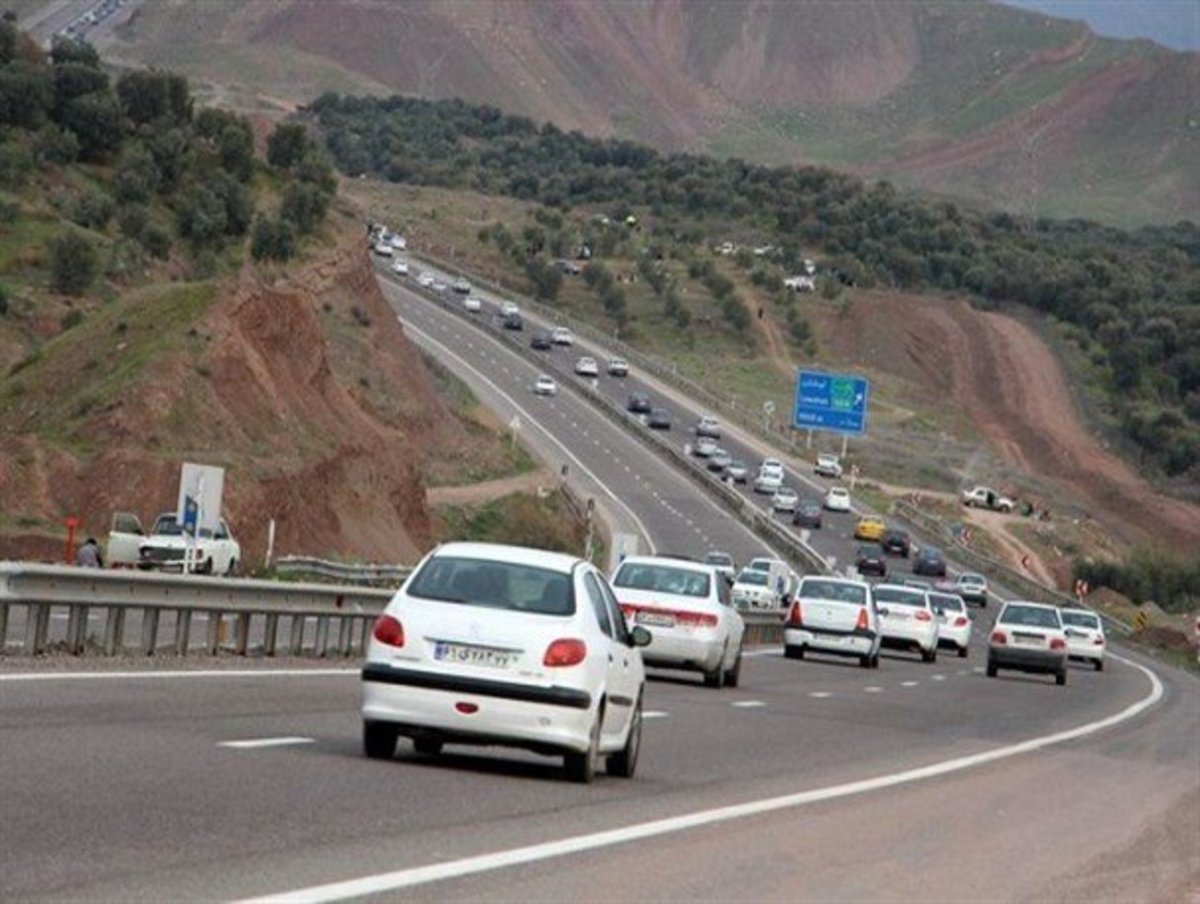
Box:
107;511;241;575
961;485;1015;513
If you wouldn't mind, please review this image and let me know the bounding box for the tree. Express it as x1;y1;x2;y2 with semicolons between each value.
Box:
59;91;123;160
51;62;108;116
117;69;192;127
32;123;79;165
113;144;161;203
67;189;115;229
250;216;296;261
0;62;51;128
147;126;194;191
48;230;99;295
49;36;100;68
175;185;227;248
209;171;253;236
266;122;310;170
195;108;255;181
279;182;329;235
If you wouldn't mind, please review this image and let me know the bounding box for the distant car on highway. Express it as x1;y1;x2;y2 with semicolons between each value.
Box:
929;590;971;658
912;546;947;577
574;356;599;377
373;241;394;257
552;326;574;346
501;311;523;330
814;453;843;478
704;551;736;584
695;415;722;438
361;542;650;783
772;487;799;514
881;528;911;557
725;459;749;483
1061;608;1105;671
855;543;888;578
114;511;241;575
607;358;629;377
452;277;471;294
987;601;1068;685
417;273;436;288
500;301;520;318
391;259;409;276
824;486;851;512
431;280;449;294
854;515;886;542
533;375;558;396
693;437;717;457
627;393;652;414
463;296;482;313
647;408;672;430
873;584;939;663
955;573;989;607
530;330;553;350
792;498;823;529
612;555;744;688
730;568;778;610
707;449;733;472
784;576;880;668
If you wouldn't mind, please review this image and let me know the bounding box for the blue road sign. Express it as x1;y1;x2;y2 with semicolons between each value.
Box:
793;370;869;435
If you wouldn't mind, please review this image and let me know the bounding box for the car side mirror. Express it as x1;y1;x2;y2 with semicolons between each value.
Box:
876;606;890;617
629;626;652;648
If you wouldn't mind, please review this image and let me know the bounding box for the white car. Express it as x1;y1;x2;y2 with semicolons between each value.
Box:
389;234;407;250
417;273;436;288
611;556;745;688
534;375;558;396
361;542;650;783
814;453;843;478
743;557;797;603
391;259;409;276
824;486;852;512
693;437;718;458
552;327;575;346
987;601;1069;685
872;584;939;662
431;280;448;294
463;296;482;313
452;277;471;294
725;460;749;483
704;551;736;584
126;512;241;575
760;457;784;475
500;301;520;318
730;568;779;610
373;242;394;257
929;590;971;658
1061;608;1106;671
753;468;783;494
574;356;599;377
955;573;989;607
772;487;799;513
607;358;629;377
696;415;722;438
785;576;880;668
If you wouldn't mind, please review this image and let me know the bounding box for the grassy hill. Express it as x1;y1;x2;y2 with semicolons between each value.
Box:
95;0;1198;226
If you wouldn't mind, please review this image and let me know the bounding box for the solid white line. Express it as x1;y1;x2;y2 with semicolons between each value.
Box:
643;711;669;720
864;686;883;693
401;322;657;555
220;737;314;750
730;700;767;708
239;655;1162;904
930;674;946;682
0;669;359;682
808;692;832;699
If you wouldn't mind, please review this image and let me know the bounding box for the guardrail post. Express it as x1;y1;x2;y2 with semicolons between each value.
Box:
140;608;159;655
337;617;352;656
263;613;279;657
174;610;191;656
234;613;251;655
0;602;8;651
25;604;50;655
358;617;371;653
315;616;330;657
66;604;88;655
104;607;125;655
206;611;220;655
289;615;305;655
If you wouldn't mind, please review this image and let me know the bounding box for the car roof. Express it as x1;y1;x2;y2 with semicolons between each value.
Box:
432;542;581;574
800;575;870;590
617;555;717;575
1000;599;1059;613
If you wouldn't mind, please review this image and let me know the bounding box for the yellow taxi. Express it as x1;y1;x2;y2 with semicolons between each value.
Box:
854;515;887;542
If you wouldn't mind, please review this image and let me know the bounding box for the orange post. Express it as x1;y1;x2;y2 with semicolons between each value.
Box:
64;516;80;565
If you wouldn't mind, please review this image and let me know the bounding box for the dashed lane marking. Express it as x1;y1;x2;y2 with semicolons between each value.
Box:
643;711;669;720
901;681;920;687
808;692;832;699
730;700;767;708
930;675;946;682
220;737;314;750
864;686;883;693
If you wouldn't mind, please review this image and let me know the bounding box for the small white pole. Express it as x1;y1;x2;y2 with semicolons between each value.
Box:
841;433;849;458
265;518;276;569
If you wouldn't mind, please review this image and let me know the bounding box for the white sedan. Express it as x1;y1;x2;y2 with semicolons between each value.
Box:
1061;607;1106;671
391;259;409;276
463;296;482;313
612;556;745;689
824;486;852;512
772;487;799;513
552;327;575;346
362;542;650;783
873;584;939;662
417;273;436;288
753;470;783;494
574;356;600;377
929;590;971;657
534;375;558;396
607;358;629;377
693;437;718;458
373;242;394;257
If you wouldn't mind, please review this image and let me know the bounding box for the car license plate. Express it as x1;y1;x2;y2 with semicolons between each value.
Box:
637;610;675;628
433;641;516;669
1012;632;1042;646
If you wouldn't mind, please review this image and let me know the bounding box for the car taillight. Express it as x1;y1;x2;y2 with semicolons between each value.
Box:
1049;637;1066;651
618;602;637;617
915;610;932;622
1094;636;1105;645
954;616;969;627
372;614;405;647
990;630;1007;645
674;610;719;628
855;608;869;631
788;601;803;627
544;638;587;667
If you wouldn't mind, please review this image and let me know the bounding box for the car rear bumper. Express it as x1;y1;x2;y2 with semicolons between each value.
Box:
937;625;971;649
361;664;594;754
988;646;1066;674
1066;642;1104;662
879;623;937;652
640;630;725;673
785;627;876;658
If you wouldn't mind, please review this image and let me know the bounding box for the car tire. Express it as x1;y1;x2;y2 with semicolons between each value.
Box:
958;644;969;658
1095;659;1104;672
225;558;238;577
986;658;998;678
784;645;804;660
606;696;642;779
922;647;937;664
1056;669;1067;687
724;645;743;688
363;721;398;760
412;737;443;757
871;653;881;669
859;654;872;669
564;709;601;784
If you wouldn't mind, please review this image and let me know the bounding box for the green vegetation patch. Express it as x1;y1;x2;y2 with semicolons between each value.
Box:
435;491;586;556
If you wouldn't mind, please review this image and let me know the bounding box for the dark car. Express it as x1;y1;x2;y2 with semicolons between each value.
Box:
627;393;652;414
792;499;823;529
912;546;948;577
501;311;523;331
647;408;672;430
881;529;911;557
530;330;553;350
855;543;888;578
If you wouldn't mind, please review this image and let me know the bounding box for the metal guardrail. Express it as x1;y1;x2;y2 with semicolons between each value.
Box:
0;562;392;657
275;556;412;586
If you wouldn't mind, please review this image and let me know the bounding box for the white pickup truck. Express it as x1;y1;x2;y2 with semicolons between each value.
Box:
961;485;1015;513
107;511;241;575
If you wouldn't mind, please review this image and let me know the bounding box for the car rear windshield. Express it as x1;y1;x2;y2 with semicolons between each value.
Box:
1061;610;1100;629
613;563;711;598
999;604;1061;629
929;593;964;611
873;586;927;607
705;553;733;567
959;574;985;585
407;556;575;616
798;579;867;605
736;571;769;587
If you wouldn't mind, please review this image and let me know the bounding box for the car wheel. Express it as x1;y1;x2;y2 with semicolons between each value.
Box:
986;658;998;678
1056;670;1067;687
225;558;238;577
922;647;937;664
958;644;969;658
363;721;398;760
564;708;601;784
871;653;881;669
412;737;443;757
1095;659;1104;672
784;645;804;660
859;654;872;669
724;645;743;688
199;557;214;575
606;695;642;778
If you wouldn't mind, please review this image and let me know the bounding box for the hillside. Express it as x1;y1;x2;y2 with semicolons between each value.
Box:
94;0;1199;226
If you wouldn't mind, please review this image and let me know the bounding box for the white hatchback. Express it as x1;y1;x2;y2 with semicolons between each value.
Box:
1061;608;1106;671
574;356;600;377
753;468;783;494
872;584;939;662
785;576;880;668
361;543;650;783
534;375;558;396
772;487;799;513
463;296;482;313
552;327;575;346
824;486;852;512
392;259;409;275
929;590;971;657
611;556;745;689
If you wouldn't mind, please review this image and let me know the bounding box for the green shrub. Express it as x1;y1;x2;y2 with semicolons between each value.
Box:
48;230;98;295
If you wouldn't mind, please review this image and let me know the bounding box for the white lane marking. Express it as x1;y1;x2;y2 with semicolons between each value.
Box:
0;669;359;682
240;656;1164;904
930;674;946;682
400;322;657;555
730;700;767;708
742;649;781;658
973;667;985;674
808;691;832;699
901;680;920;687
220;737;314;750
864;686;883;693
643;711;669;720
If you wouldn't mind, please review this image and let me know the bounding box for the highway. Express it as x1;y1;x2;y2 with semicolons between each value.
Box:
0;258;1195;901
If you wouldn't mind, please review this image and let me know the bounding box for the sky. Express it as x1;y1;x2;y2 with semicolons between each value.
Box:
999;0;1200;50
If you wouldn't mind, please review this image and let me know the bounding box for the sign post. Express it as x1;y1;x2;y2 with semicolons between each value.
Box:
176;463;225;574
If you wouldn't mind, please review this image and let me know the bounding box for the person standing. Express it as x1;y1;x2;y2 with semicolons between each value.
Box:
75;537;104;568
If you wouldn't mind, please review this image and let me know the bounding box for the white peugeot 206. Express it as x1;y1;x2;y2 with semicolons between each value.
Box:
361;542;651;783
784;576;881;668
